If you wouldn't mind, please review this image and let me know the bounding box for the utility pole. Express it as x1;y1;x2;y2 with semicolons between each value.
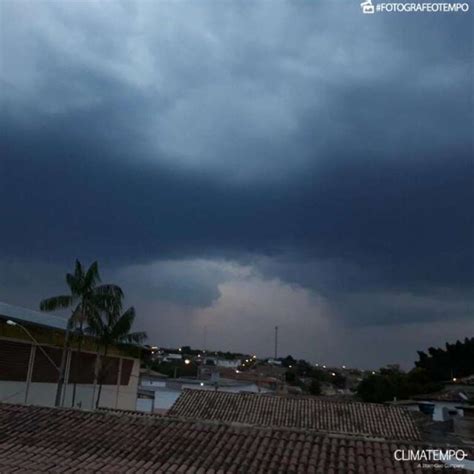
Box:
274;325;278;359
55;326;70;407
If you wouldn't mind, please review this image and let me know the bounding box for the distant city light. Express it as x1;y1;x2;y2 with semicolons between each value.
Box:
253;355;257;359
372;371;376;375
235;370;240;373
322;365;326;369
452;377;457;382
331;372;336;376
200;382;204;386
289;365;292;368
184;359;191;365
178;348;182;352
342;365;346;369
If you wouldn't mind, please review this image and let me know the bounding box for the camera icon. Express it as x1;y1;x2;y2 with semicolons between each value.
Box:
361;0;375;14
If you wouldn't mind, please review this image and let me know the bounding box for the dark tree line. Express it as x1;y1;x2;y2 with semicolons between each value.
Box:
415;337;474;381
357;337;474;403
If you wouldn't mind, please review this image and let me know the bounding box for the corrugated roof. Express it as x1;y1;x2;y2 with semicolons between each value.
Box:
0;301;67;331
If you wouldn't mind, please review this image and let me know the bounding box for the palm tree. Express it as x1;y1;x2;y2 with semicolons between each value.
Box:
87;303;146;409
40;260;123;407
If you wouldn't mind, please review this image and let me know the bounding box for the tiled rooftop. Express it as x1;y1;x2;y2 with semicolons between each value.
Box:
168;390;421;441
0;402;465;473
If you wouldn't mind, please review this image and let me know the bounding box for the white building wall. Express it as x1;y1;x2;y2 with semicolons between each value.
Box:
0;358;140;410
215;359;242;368
138;380;273;412
136;397;154;413
153;389;181;411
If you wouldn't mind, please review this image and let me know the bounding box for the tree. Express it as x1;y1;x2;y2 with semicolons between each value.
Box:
356;367;442;403
285;370;297;385
281;355;296;368
87;301;146;409
40;260;123;407
415;338;474;381
309;378;322;396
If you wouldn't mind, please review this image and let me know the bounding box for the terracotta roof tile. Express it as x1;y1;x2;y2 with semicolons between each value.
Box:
0;402;471;473
168;390;421;440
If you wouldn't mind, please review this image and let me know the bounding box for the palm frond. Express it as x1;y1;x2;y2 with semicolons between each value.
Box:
85;312;106;338
122;331;147;344
95;284;123;299
94;285;124;315
70;303;88;326
66;273;81;295
84;261;101;289
40;295;73;311
110;306;136;340
84;302;101;326
74;260;84;280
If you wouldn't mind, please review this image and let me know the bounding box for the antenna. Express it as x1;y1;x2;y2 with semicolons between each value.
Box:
274;325;278;359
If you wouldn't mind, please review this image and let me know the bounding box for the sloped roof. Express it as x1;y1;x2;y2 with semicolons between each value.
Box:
413;389;472;403
0;301;67;330
0;402;460;473
168;390;421;441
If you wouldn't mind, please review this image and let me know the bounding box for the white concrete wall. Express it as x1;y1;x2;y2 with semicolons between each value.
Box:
136;397;154;413
141;379;166;388
415;400;465;421
153;389;181;411
0;358;140;410
215;359;241;368
141;381;273;412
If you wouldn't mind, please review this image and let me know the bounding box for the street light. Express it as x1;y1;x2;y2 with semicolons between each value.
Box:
5;320;60;404
184;359;191;365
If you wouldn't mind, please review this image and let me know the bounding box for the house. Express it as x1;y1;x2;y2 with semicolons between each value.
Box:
161;352;182;362
413;388;473;421
201;356;242;368
137;372;273;413
0;301;141;410
169;390;422;441
2;402;472;473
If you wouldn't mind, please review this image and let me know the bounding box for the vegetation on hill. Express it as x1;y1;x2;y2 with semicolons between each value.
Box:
357;338;474;403
356;367;442;403
415;337;474;381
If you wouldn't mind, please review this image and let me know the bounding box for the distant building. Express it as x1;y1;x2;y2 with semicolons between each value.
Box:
161;353;182;362
0;301;141;410
201;356;242;368
137;370;273;413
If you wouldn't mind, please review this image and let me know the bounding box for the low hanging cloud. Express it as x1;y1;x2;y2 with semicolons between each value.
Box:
0;0;472;368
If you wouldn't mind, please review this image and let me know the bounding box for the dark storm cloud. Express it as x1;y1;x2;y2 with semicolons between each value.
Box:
0;0;472;347
2;117;471;294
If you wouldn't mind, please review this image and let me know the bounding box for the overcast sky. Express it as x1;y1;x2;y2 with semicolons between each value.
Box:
1;0;472;368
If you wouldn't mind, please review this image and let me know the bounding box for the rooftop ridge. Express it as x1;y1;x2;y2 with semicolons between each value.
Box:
1;401;472;473
0;401;450;445
169;389;422;441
